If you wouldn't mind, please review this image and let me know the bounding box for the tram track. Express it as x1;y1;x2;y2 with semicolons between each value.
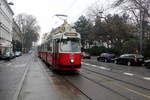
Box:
63;75;93;100
79;66;150;99
42;62;128;100
64;73;129;100
82;63;150;91
64;70;135;100
40;59;92;100
78;71;131;100
40;58;150;100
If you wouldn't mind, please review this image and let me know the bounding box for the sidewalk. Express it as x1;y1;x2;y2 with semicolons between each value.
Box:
17;54;90;100
17;56;60;100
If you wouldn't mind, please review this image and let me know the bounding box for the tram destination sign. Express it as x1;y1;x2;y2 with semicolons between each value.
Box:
65;33;78;36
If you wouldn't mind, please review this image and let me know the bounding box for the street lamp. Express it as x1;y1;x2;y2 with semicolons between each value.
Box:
139;9;144;55
0;22;1;39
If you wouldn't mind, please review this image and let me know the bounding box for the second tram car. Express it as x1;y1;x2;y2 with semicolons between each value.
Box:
38;22;81;70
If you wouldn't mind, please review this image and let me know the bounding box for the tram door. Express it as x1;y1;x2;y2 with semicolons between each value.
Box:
53;39;59;67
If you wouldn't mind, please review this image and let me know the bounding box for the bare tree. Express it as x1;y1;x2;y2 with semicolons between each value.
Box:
15;14;40;52
113;0;150;22
113;0;150;54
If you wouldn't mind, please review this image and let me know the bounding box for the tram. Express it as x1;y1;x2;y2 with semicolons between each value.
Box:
38;21;81;70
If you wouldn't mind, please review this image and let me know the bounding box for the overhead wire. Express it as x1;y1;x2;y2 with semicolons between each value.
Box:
63;0;78;14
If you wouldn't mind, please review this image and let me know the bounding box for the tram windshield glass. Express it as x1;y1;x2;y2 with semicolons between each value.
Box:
60;39;81;52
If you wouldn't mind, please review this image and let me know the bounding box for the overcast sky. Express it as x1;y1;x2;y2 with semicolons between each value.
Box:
9;0;114;34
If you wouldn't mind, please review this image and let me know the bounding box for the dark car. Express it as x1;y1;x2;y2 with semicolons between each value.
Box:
97;53;115;62
1;52;15;60
144;60;150;68
115;54;144;66
82;52;91;59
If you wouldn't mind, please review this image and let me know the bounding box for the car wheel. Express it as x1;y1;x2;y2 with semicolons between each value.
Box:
127;61;131;66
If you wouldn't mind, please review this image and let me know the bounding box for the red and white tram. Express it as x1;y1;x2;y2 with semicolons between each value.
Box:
38;23;81;70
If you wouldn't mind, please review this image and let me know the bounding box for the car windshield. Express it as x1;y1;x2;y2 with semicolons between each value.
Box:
5;52;10;56
101;53;114;57
120;54;143;58
15;52;20;54
120;54;127;57
134;54;143;58
60;39;81;52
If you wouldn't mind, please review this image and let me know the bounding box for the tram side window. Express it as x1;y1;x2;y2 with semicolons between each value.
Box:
50;42;52;51
45;44;47;51
42;45;44;51
56;40;59;53
47;41;52;51
52;39;59;53
43;45;45;51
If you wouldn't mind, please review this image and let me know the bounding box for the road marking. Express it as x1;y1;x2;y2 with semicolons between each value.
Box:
82;62;90;66
99;66;110;70
91;65;97;67
82;62;111;70
143;77;150;81
85;63;90;66
7;63;12;66
110;82;150;99
123;72;134;76
14;64;26;68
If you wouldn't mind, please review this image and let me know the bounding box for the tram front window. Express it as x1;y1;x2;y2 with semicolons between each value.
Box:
60;39;80;52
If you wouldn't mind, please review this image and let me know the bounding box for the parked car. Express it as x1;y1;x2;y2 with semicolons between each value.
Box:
97;53;116;62
114;54;144;66
144;59;150;68
1;52;15;60
82;52;91;59
15;51;22;57
11;52;16;58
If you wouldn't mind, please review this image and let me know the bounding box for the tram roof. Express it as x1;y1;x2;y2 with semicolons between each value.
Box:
49;23;81;40
41;22;81;45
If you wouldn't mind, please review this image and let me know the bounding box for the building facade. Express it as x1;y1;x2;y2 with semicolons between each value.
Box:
12;20;22;51
0;0;14;56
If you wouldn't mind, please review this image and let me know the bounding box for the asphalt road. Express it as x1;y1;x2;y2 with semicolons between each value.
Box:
64;58;150;100
0;54;31;100
82;58;150;77
1;55;150;100
39;57;150;100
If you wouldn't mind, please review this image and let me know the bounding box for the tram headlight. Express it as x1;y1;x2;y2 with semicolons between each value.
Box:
70;59;74;63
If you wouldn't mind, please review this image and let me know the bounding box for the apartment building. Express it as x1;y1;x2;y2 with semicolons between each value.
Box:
0;0;14;56
12;20;22;51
